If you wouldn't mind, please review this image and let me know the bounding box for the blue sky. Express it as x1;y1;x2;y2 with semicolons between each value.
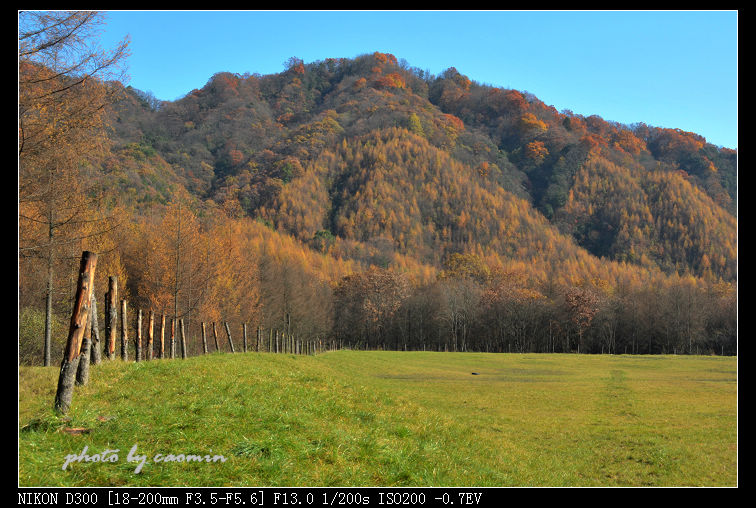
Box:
98;10;738;149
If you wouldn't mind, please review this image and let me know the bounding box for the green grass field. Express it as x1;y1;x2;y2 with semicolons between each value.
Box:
18;351;737;487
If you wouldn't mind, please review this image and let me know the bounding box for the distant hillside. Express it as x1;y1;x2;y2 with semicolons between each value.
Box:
103;52;736;282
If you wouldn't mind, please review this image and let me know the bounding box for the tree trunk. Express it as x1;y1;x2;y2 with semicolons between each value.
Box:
54;251;97;414
44;253;54;367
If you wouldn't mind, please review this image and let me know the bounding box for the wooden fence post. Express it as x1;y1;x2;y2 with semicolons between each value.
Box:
120;299;128;361
89;292;101;365
242;323;248;353
201;322;208;354
275;330;279;354
147;311;154;360
75;291;96;386
224;322;236;353
180;318;187;359
159;314;165;359
135;309;143;362
105;276;117;360
54;251;97;414
213;322;220;351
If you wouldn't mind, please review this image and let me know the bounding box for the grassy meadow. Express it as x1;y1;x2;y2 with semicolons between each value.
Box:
18;351;737;487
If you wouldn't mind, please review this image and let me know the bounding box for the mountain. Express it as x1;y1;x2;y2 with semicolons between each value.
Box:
104;52;736;283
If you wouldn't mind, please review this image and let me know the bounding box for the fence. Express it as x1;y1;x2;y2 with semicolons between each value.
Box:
53;251;339;414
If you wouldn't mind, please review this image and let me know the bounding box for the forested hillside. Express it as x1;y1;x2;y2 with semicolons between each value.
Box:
19;48;737;364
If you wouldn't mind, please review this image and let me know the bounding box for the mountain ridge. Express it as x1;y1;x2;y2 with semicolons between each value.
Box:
104;51;736;283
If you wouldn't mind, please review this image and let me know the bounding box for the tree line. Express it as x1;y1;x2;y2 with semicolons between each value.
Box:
332;254;736;356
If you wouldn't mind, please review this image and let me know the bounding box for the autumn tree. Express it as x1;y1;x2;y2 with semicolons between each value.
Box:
19;11;129;365
564;285;600;353
436;253;489;352
333;267;411;350
134;196;211;333
480;268;547;353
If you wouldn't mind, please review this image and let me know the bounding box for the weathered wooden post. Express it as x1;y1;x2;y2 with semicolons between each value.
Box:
212;322;220;351
135;309;143;362
147;311;154;360
256;325;261;352
180;318;187;359
201;322;208;354
275;330;279;354
224;322;236;353
120;299;128;361
159;314;165;359
268;329;273;352
75;292;96;386
242;323;248;353
54;251;97;414
104;276;117;360
89;293;101;365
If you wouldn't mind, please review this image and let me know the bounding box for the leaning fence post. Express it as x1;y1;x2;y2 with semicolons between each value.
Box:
180;318;187;359
120;299;128;361
105;276;117;360
213;322;220;351
54;251;97;414
224;322;236;353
